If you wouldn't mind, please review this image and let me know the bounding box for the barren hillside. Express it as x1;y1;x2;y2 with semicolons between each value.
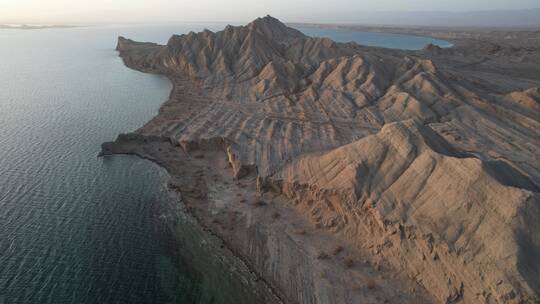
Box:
102;16;540;303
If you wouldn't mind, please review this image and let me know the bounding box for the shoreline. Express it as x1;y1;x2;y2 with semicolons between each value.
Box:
158;162;285;304
99;71;434;303
100;145;286;304
287;22;540;47
0;24;81;30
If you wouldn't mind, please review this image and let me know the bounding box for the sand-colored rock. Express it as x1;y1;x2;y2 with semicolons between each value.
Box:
104;16;540;303
505;87;540;111
274;120;539;303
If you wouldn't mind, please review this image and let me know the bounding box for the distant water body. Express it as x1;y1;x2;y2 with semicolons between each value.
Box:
296;26;452;50
0;24;449;304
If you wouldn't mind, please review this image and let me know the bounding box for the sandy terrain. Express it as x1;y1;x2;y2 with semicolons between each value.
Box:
101;16;540;303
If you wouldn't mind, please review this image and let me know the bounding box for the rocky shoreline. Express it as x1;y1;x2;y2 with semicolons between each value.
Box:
101;16;539;303
100;130;431;303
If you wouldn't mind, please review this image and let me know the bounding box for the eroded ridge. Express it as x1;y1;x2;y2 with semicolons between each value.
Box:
103;16;540;303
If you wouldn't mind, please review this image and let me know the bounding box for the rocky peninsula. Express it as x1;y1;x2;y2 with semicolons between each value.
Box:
100;16;540;303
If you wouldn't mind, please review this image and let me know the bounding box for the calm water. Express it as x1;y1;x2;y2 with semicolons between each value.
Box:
0;24;449;304
0;24;226;304
296;26;452;50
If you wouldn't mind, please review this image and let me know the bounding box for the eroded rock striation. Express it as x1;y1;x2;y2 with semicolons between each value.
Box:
104;16;540;303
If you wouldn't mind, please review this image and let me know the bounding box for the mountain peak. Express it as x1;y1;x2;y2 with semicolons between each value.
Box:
250;15;281;25
247;15;305;40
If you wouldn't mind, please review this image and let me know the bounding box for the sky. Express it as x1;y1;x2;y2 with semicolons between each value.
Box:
2;0;540;24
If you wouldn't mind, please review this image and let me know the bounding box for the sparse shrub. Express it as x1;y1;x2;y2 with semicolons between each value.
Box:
271;212;280;219
366;278;377;290
344;257;354;268
332;245;344;255
317;251;329;260
253;200;267;207
294;229;307;235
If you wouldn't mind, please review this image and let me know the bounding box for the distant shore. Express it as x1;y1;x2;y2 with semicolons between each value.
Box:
0;24;79;30
288;22;540;48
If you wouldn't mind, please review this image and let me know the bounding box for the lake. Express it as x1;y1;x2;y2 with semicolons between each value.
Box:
0;24;450;304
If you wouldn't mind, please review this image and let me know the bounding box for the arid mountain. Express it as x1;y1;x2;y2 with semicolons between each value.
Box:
105;16;540;303
272;120;539;303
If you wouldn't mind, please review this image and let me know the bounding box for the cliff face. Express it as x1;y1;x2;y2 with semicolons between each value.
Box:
109;16;540;303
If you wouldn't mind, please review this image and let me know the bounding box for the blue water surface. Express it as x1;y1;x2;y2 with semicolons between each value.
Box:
295;26;452;50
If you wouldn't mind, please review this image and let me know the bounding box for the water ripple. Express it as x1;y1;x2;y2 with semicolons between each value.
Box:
0;26;173;304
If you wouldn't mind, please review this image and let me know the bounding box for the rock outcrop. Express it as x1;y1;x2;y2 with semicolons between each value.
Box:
106;16;540;303
273;120;539;303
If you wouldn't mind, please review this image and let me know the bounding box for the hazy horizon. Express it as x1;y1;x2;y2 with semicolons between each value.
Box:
2;0;540;26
